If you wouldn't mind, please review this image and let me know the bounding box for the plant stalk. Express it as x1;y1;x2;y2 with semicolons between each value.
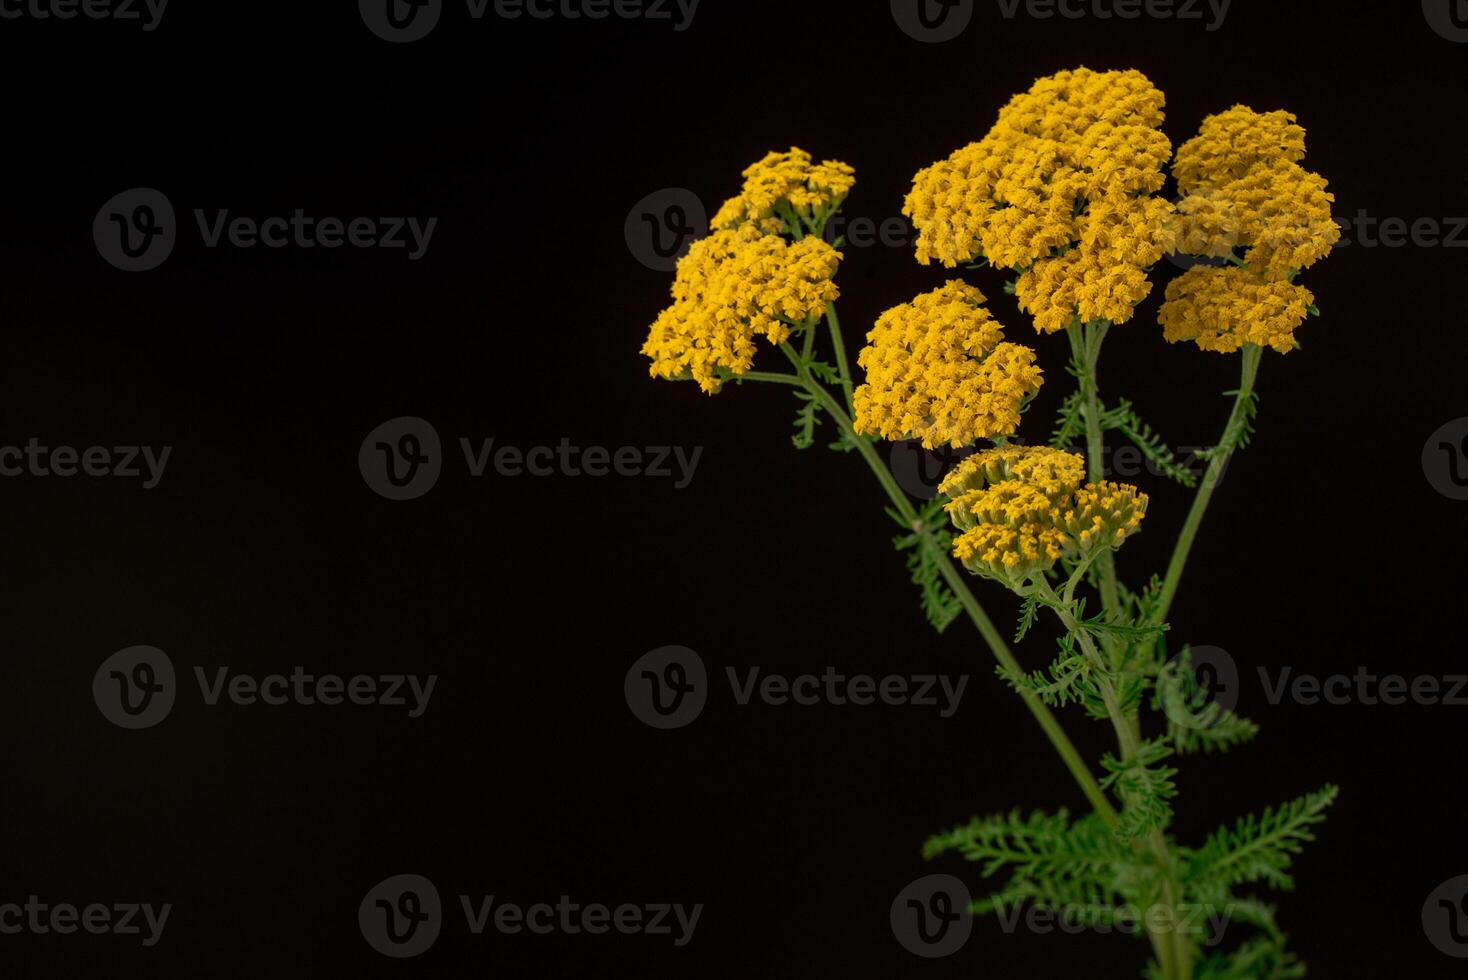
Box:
1151;344;1263;630
1068;321;1124;630
787;361;1121;830
1039;580;1189;979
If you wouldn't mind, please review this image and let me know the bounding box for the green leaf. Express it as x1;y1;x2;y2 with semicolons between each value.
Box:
1100;739;1178;841
1192;934;1306;979
997;650;1096;711
807;359;841;385
828;426;862;454
790;391;820;450
1014;595;1040;643
1050;390;1086;450
1100;398;1199;488
925;809;1145;917
889;500;963;633
1187;785;1339;895
1078;611;1168;644
1199;388;1260;462
1155;646;1260;754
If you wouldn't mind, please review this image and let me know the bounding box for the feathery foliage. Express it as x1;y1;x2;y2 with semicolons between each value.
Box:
889;499;963;633
1154;647;1260;754
1101;738;1179;841
1101;398;1199;487
1187;786;1339;895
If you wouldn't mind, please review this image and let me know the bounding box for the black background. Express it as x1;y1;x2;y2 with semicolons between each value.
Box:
2;0;1465;976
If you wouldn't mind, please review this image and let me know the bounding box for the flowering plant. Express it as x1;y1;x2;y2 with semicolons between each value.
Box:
641;68;1339;978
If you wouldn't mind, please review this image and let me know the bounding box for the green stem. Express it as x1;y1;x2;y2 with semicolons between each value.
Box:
739;370;806;387
779;357;1119;829
1037;579;1187;979
824;302;856;414
1068;321;1123;629
1151;344;1263;630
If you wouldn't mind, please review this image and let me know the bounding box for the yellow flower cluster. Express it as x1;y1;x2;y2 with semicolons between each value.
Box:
1169;106;1338;279
938;446;1147;587
1162;105;1338;353
1158;267;1314;353
1067;481;1149;554
904;68;1177;334
712;147;856;235
1171;106;1307;190
642;224;843;393
852;281;1043;449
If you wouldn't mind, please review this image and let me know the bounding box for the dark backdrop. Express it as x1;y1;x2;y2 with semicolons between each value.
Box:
1;0;1464;976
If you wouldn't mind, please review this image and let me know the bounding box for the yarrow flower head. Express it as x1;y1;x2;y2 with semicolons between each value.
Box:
1158;267;1314;354
1162;106;1339;353
852;280;1043;449
938;446;1147;589
642;223;842;394
1171;106;1307;192
904;67;1177;334
712;147;856;237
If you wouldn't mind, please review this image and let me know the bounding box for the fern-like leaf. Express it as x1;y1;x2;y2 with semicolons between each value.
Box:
1155;647;1260;754
1051;390;1086;450
926;808;1144;917
1199;388;1261;462
790;391;820;450
1100;738;1178;841
889;501;962;633
1191;935;1306;979
807;359;841;385
1014;595;1040;643
1187;785;1339;895
828;426;862;453
1101;398;1199;487
997;651;1096;711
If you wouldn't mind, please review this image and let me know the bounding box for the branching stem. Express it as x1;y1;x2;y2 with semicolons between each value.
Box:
760;342;1121;830
1152;344;1263;630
